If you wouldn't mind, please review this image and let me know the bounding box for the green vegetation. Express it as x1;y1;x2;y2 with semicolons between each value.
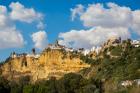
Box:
110;45;122;56
80;55;98;65
0;73;101;93
81;41;140;93
0;40;140;93
0;76;10;93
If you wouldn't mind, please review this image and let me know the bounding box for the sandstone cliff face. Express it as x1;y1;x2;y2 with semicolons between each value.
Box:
0;49;90;82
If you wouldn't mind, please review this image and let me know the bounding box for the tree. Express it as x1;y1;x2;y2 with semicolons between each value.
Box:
0;76;10;93
23;85;34;93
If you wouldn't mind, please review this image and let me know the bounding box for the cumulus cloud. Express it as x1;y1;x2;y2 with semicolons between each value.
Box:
9;2;45;30
132;10;140;35
0;27;24;48
80;3;132;28
59;27;130;49
0;5;24;49
71;3;130;27
0;2;46;49
9;2;43;23
70;4;84;21
31;31;48;49
58;2;140;49
71;2;140;35
37;22;45;30
0;6;12;28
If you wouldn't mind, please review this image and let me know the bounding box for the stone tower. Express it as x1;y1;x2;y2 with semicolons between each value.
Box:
32;48;36;55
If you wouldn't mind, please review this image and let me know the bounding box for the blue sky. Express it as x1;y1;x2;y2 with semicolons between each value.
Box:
0;0;140;61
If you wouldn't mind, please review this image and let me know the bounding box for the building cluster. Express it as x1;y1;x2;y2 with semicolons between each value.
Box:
47;40;84;53
102;37;140;49
11;49;40;59
47;40;103;56
10;39;140;59
121;79;140;87
47;40;73;51
102;37;121;48
86;38;140;57
131;40;140;47
84;37;122;57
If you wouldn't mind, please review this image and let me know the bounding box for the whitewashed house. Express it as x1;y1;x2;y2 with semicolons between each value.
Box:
131;40;140;47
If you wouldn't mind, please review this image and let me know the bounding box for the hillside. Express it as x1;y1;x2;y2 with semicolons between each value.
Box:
80;39;140;93
0;39;140;93
81;39;140;79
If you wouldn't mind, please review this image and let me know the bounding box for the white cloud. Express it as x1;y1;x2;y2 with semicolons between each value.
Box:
31;31;48;49
0;2;46;49
37;22;45;30
70;4;84;21
0;5;24;49
71;2;132;28
0;27;24;48
71;2;140;35
58;2;140;49
132;10;140;35
0;6;11;28
9;2;43;23
59;27;130;49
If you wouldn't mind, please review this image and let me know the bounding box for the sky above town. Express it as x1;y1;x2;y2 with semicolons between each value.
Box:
0;0;140;61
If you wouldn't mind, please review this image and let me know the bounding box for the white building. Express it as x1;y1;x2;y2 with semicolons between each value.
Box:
82;49;90;56
91;46;102;54
26;54;40;58
65;47;74;52
131;40;140;47
134;79;140;86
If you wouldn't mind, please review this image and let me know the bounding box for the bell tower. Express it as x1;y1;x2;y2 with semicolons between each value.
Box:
32;48;36;55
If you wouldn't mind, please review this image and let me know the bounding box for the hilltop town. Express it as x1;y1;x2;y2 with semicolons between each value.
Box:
0;37;140;93
0;37;140;83
10;37;140;61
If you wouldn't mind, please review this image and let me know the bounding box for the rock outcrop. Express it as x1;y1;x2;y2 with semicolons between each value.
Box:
0;48;90;82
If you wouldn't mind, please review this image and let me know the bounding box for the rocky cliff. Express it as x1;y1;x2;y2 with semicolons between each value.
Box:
0;48;90;83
